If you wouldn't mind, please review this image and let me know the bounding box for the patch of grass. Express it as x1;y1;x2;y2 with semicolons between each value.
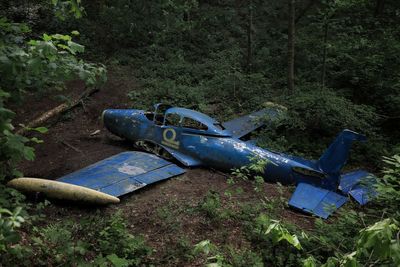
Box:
197;190;233;224
156;199;183;232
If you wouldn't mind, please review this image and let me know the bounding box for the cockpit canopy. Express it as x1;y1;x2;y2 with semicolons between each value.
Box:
150;103;232;136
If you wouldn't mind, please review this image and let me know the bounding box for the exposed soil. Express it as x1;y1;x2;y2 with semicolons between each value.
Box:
15;66;315;265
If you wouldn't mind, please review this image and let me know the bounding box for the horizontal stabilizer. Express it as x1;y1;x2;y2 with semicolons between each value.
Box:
288;183;348;219
57;151;185;197
222;108;279;138
339;170;377;205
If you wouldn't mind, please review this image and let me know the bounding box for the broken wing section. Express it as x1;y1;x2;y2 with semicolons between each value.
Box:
57;151;185;197
288;183;348;219
339;170;377;205
222;108;280;138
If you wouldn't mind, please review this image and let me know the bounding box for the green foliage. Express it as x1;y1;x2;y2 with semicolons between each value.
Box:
128;47;271;121
0;207;24;252
198;191;229;222
97;212;152;266
376;154;400;218
304;218;400;267
1;212;152;266
0;2;107;266
281;88;378;136
257;87;380;159
264;219;304;250
357;218;400;265
0;19;106;102
193;240;264;267
0;17;106;181
31;222;87;265
249;214;306;266
231;156;269;192
52;0;84;20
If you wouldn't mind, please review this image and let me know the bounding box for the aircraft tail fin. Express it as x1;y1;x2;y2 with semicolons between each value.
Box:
317;130;366;175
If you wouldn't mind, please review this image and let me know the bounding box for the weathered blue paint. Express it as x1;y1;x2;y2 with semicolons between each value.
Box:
222;108;279;138
102;105;377;218
339;170;377;205
288;183;348;219
57;151;185;197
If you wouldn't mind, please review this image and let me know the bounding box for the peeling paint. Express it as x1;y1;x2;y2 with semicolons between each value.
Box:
200;136;208;143
118;163;146;175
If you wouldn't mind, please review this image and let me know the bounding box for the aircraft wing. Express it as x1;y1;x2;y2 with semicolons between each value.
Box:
288;183;348;219
222;108;280;138
57;151;185;197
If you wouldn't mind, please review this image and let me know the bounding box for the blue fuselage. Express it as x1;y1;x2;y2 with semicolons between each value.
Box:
103;109;339;190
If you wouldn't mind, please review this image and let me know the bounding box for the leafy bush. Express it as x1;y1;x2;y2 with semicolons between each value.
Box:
0;18;106;182
193;239;264;267
376;154;400;218
0;4;107;266
304;218;400;267
97;212;152;265
257;87;381;161
248;214;306;267
31;222;88;265
1;212;152;266
198;191;225;222
129;47;271;121
0;207;24;253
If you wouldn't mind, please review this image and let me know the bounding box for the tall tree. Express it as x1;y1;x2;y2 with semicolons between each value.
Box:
287;0;295;92
321;22;328;88
246;0;253;71
374;0;385;17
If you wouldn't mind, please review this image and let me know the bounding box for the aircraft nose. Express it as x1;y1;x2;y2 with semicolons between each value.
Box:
101;109;108;125
102;109;126;134
102;109;114;127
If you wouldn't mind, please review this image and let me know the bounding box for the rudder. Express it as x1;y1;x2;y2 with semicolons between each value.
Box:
318;129;366;175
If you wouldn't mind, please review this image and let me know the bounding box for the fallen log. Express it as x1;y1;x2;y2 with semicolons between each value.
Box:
16;87;99;135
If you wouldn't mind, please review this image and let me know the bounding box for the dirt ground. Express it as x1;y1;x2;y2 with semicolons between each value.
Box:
15;66;315;265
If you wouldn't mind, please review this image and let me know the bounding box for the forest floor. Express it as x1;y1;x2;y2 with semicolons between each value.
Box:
15;66;315;265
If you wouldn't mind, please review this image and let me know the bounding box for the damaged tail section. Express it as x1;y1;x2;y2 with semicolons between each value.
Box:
317;129;366;175
289;130;377;218
339;170;377;205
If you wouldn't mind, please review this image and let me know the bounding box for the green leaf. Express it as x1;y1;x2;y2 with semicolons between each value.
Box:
52;34;71;41
106;254;130;267
23;146;35;161
30;137;44;144
302;256;317;267
0;89;10;98
33;127;48;134
67;41;84;54
71;30;80;36
43;33;52;42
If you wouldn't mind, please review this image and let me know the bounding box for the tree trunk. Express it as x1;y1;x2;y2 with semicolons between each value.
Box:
246;0;253;71
295;0;318;24
321;22;328;88
374;0;385;17
287;0;295;93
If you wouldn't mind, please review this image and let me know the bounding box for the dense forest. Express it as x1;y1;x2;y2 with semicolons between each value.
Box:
1;0;400;266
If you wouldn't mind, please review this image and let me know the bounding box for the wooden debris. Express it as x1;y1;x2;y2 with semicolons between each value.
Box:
16;87;99;135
